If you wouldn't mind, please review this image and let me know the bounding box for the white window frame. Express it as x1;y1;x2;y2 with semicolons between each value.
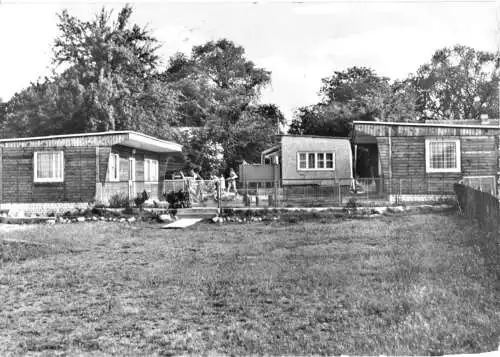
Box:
108;153;120;182
425;139;461;173
297;152;336;171
145;158;159;183
33;151;64;183
128;157;136;181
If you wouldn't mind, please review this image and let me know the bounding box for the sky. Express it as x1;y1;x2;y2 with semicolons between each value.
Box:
0;0;498;121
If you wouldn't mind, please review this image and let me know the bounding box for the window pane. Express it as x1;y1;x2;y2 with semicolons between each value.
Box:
145;160;150;181
109;154;120;181
37;152;51;178
151;160;158;181
308;153;315;169
317;153;324;168
299;153;306;169
430;142;456;169
36;152;62;180
326;153;334;168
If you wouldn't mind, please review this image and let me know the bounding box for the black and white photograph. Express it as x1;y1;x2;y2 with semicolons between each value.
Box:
0;0;499;355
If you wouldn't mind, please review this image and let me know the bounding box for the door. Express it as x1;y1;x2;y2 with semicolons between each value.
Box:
128;157;136;199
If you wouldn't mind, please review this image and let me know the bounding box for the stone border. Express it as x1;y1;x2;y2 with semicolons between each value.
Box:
0;202;91;217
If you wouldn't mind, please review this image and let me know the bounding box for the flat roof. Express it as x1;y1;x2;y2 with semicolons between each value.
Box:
353;121;500;130
0;131;183;153
278;134;350;140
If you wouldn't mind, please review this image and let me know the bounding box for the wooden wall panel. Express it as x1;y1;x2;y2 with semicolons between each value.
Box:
1;146;96;203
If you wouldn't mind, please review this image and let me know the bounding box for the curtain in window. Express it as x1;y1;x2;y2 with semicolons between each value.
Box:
37;152;62;179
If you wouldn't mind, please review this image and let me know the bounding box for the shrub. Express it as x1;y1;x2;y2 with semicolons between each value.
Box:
134;190;150;209
164;190;191;209
344;198;358;215
108;193;130;208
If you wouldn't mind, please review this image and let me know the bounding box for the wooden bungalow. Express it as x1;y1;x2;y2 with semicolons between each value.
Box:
352;120;500;202
0;131;184;215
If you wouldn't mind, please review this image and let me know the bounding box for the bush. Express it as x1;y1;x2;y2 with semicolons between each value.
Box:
344;198;358;216
134;190;150;209
164;190;191;209
108;193;130;208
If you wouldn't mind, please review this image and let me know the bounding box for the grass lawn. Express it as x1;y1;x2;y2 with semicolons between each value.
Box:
0;212;499;356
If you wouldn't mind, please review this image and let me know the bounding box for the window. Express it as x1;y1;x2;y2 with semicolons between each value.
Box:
425;139;461;173
298;153;307;169
308;153;315;169
145;159;159;182
129;158;136;181
34;151;64;182
326;153;334;169
297;152;336;171
108;154;120;181
317;153;325;169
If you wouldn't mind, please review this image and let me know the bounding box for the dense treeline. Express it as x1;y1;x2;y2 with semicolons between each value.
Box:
290;46;499;137
0;5;498;172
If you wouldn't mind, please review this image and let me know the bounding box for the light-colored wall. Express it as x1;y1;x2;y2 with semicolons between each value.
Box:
280;136;353;185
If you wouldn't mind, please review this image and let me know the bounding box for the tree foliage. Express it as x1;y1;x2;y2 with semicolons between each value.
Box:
164;39;284;174
410;45;499;120
2;5;179;139
290;66;417;137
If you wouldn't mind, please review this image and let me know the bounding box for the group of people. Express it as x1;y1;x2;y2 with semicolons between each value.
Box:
169;168;239;202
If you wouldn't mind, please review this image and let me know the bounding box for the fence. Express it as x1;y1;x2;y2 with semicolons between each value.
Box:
99;181;161;204
453;183;500;281
161;176;460;209
454;183;499;234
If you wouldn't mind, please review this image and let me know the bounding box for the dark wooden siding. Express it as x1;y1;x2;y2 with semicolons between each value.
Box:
355;123;499;137
108;145;161;183
367;127;499;193
1;146;96;203
1;143;186;204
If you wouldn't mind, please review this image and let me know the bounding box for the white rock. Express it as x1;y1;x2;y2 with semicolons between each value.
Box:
159;214;174;223
92;216;98;221
47;219;56;225
127;217;136;223
57;216;65;223
100;216;105;220
212;216;220;223
76;216;86;222
9;210;25;218
119;218;126;223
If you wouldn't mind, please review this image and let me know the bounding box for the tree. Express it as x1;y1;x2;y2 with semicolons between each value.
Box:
411;45;499;120
3;5;180;139
164;39;284;173
289;103;354;137
290;66;417;137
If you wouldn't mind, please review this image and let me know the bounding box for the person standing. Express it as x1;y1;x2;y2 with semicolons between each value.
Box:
227;168;238;194
219;172;226;192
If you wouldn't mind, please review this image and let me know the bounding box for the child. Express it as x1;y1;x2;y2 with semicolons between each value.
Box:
219;173;226;192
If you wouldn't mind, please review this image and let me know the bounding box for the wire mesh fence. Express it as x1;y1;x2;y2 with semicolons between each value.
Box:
161;176;465;209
